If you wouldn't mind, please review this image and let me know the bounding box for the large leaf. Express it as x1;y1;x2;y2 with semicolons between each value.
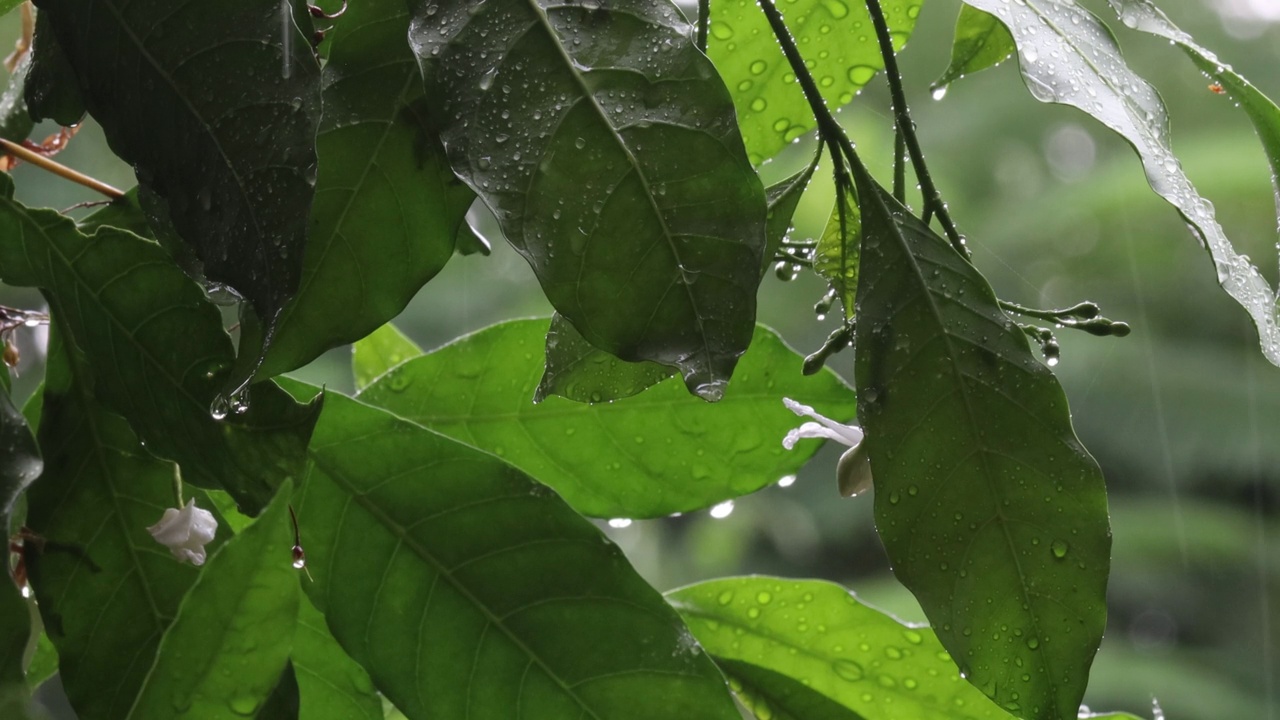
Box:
357;320;856;519
0;375;40;525
293;597;381;720
409;0;767;398
351;322;424;393
707;0;921;164
668;578;1011;720
961;0;1280;366
852;166;1109;720
33;0;322;377
24;329;212;720
23;8;84;127
286;381;739;720
931;5;1015;95
127;481;298;719
252;0;476;379
717;658;868;720
0;175;320;514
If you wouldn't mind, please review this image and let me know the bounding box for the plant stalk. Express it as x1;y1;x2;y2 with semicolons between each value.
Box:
0;138;125;200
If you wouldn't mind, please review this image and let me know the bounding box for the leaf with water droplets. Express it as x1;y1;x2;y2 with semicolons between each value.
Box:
813;184;861;320
352;322;423;392
717;658;869;720
708;0;922;164
932;5;1015;94
285;380;739;719
764;148;822;274
852;166;1109;720
357;319;855;518
962;0;1280;367
669;577;1014;720
409;0;767;397
0;368;40;528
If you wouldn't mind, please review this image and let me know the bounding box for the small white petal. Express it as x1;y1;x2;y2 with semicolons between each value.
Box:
148;499;217;566
781;398;863;447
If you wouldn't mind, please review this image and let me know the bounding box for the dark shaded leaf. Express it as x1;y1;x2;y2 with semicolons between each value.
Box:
669;577;1012;719
287;381;739;720
359;320;855;518
128;481;298;719
293;597;381;720
409;0;767;399
0;374;40;525
932;5;1015;94
0;47;32;142
852;167;1109;720
962;0;1280;366
813;185;860;320
0;175;320;514
253;0;475;379
535;314;674;404
76;188;152;238
258;663;300;720
763;150;821;274
351;322;422;393
707;0;921;164
34;0;322;377
716;658;869;720
23;9;83;127
0;571;27;686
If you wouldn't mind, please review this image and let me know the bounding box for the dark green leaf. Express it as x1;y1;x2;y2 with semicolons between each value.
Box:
76;188;152;239
258;663;300;720
34;0;322;375
24;329;212;720
23;9;84;127
23;632;55;690
293;597;381;720
128;480;299;719
409;0;767;398
932;5;1015;94
453;220;491;257
813;185;860;320
253;0;475;379
668;577;1012;719
0;175;320;514
0;569;27;686
707;0;922;164
0;47;32;143
763;150;821;274
288;381;739;720
535;314;674;404
717;657;868;720
0;373;40;524
852;167;1109;720
358;319;856;518
962;0;1280;366
351;322;423;393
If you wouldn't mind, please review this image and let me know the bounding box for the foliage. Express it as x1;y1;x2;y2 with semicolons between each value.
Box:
0;0;1274;718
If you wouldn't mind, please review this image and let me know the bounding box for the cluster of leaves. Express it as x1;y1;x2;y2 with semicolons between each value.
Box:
0;0;1275;718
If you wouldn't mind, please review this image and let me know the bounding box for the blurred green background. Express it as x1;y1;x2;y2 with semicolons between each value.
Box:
1;0;1277;718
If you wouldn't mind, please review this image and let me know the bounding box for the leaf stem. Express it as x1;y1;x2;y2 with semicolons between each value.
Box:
695;0;710;53
862;0;968;258
0;138;125;200
892;125;906;203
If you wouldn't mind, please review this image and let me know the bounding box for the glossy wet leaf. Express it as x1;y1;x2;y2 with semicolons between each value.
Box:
0;48;32;143
409;0;767;398
962;0;1280;367
535;314;674;404
358;319;855;518
717;658;868;720
287;381;739;720
852;167;1109;720
352;322;423;393
23;9;84;127
707;0;921;164
764;150;821;274
293;597;381;720
668;577;1011;720
0;374;40;525
253;0;475;379
24;330;211;720
932;5;1015;94
0;175;320;514
34;0;322;375
814;184;861;320
128;481;298;720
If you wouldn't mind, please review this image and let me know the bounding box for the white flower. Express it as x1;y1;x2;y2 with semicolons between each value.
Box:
147;499;217;566
782;398;872;497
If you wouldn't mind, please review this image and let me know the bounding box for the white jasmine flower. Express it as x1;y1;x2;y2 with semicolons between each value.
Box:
782;398;872;497
147;499;217;566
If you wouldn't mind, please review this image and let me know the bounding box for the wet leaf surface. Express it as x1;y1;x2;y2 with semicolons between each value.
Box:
932;5;1015;94
351;322;423;393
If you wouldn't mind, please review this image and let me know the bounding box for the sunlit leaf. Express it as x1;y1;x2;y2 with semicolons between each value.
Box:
287;381;740;720
409;0;767;398
253;0;475;379
351;322;423;393
293;597;381;720
668;577;1012;719
813;184;861;320
961;0;1280;367
358;320;856;518
127;480;298;719
852;166;1109;720
932;5;1015;94
34;0;322;379
707;0;921;164
0;175;320;514
23;9;83;127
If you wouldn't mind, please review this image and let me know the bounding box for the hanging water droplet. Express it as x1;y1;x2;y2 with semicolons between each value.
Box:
709;500;734;519
607;518;632;528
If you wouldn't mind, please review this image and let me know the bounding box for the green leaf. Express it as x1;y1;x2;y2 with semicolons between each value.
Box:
257;663;300;720
0;1;25;17
0;45;32;143
668;577;1012;720
76;188;153;239
0;175;320;514
717;658;868;720
932;5;1015;94
409;0;767;398
34;0;322;373
351;322;423;393
763;149;821;274
961;0;1280;367
707;0;922;164
293;597;381;720
358;319;856;518
535;314;675;404
288;381;739;720
0;372;41;525
253;0;475;379
813;184;861;320
24;631;55;690
24;329;211;720
852;167;1109;720
128;480;299;719
23;9;84;127
0;569;27;686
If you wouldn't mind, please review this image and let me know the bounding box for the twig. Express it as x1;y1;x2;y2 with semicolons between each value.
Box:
892;125;906;203
696;0;710;53
0;138;125;200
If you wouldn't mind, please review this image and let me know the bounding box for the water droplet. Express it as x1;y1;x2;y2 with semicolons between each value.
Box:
710;21;734;40
229;694;260;716
608;518;632;528
717;590;735;606
749;60;768;75
574;137;586;149
710;500;734;519
931;85;948;101
756;591;772;605
832;658;864;682
1051;539;1069;558
1027;637;1040;650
